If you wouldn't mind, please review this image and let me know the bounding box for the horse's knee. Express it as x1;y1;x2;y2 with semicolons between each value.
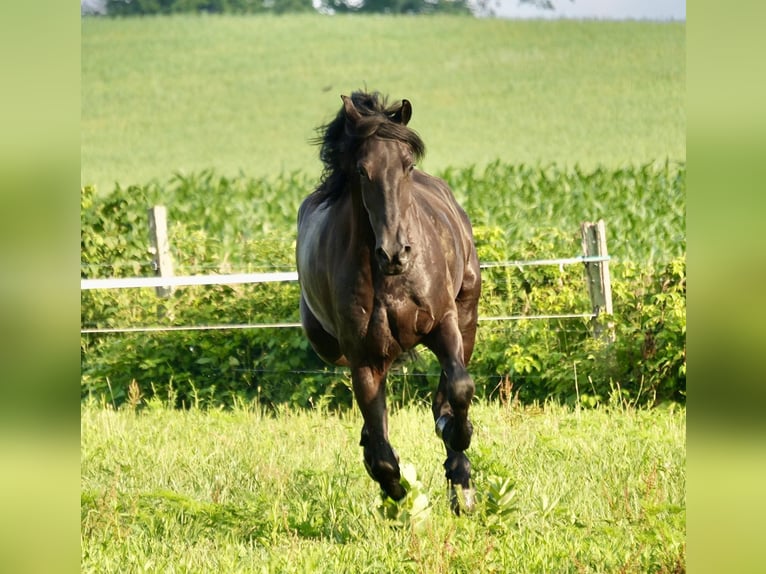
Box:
434;370;474;452
450;372;475;413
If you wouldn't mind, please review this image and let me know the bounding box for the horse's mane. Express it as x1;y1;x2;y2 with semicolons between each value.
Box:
311;90;426;205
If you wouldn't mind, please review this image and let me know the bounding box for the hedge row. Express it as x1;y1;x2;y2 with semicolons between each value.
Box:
81;162;685;408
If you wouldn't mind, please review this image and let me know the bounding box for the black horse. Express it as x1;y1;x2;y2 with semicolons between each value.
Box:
296;91;481;511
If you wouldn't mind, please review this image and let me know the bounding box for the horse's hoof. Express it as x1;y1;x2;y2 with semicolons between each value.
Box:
449;485;476;515
381;479;407;501
364;453;405;500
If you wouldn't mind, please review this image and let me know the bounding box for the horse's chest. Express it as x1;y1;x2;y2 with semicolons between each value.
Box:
362;293;434;358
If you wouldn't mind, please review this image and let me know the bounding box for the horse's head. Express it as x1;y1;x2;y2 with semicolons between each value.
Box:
342;94;422;276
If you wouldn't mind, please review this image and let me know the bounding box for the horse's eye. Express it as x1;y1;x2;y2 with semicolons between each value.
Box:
357;164;368;179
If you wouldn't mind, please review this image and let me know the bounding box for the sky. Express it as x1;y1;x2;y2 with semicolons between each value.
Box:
83;0;686;19
490;0;686;20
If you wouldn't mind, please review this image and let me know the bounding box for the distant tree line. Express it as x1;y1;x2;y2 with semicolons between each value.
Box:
104;0;475;16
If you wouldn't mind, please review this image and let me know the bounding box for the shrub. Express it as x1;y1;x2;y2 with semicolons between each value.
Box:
582;257;686;405
81;163;685;409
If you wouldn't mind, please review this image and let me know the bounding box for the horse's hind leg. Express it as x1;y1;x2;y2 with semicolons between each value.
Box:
352;365;405;501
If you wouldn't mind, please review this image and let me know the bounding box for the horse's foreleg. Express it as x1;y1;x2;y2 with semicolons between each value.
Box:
428;315;475;452
444;448;475;514
427;314;476;513
352;365;405;500
432;369;475;511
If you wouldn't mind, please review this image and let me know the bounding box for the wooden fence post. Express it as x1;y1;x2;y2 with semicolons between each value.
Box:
581;220;614;341
148;206;174;298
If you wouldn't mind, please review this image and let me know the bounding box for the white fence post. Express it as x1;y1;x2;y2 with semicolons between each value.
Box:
581;220;614;340
148;206;174;298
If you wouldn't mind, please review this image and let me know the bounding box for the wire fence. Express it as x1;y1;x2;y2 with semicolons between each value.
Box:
80;255;608;335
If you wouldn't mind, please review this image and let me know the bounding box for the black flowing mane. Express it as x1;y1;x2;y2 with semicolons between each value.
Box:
311;90;426;205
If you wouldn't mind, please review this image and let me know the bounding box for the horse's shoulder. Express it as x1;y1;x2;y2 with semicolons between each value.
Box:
298;190;338;229
412;171;470;223
297;196;313;226
413;169;447;189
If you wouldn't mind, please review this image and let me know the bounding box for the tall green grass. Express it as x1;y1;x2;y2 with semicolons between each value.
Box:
81;399;685;572
81;15;685;191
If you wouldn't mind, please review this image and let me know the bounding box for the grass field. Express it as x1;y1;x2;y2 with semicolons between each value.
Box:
81;15;685;191
81;399;685;572
81;15;686;571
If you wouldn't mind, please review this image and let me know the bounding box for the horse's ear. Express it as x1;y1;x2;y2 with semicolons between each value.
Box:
341;95;361;124
392;99;412;125
400;99;412;125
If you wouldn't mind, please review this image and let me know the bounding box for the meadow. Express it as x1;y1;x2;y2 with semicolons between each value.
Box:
81;14;686;571
81;15;685;191
81;398;685;572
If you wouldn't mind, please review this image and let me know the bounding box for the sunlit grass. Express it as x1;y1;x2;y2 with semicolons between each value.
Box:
81;399;685;572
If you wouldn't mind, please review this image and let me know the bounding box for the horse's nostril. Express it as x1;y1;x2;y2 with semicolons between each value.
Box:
376;247;390;263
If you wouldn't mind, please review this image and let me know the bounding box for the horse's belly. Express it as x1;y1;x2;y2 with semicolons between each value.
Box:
297;203;342;309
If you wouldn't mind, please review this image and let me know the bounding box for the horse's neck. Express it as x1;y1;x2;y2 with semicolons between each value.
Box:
347;182;377;249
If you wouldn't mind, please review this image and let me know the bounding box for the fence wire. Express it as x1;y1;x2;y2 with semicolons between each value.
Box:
80;256;603;334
